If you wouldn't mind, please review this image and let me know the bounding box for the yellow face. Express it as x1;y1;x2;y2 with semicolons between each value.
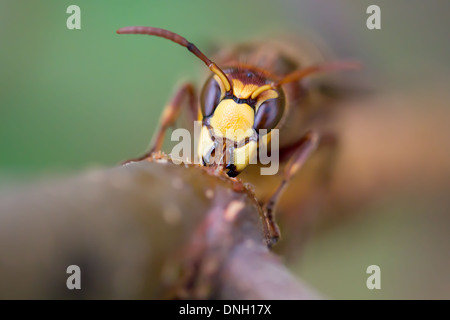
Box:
198;73;284;177
198;98;258;175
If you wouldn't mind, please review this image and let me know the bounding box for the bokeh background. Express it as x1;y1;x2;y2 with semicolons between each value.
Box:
1;0;449;299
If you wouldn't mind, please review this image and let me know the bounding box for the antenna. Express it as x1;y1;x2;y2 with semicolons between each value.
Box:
251;61;361;99
117;26;232;93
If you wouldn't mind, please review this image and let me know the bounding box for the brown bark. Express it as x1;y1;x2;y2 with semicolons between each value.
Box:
0;154;321;299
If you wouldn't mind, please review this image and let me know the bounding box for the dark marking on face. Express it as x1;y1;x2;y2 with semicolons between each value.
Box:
226;164;239;177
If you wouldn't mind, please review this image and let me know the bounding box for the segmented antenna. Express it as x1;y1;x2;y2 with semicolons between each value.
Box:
117;26;232;93
251;61;361;99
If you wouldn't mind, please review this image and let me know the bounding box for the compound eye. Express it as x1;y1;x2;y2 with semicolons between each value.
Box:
253;98;284;133
200;77;222;118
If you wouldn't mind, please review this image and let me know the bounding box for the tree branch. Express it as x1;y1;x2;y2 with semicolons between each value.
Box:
0;154;321;299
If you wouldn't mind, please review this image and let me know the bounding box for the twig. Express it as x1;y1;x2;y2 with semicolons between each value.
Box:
0;154;321;299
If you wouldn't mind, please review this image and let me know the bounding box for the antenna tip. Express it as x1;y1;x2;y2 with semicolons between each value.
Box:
116;27;135;34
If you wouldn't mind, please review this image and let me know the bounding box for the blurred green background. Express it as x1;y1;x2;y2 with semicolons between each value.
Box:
1;0;449;299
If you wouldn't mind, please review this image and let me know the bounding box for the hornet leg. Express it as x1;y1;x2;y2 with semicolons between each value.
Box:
263;131;320;246
122;83;197;164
